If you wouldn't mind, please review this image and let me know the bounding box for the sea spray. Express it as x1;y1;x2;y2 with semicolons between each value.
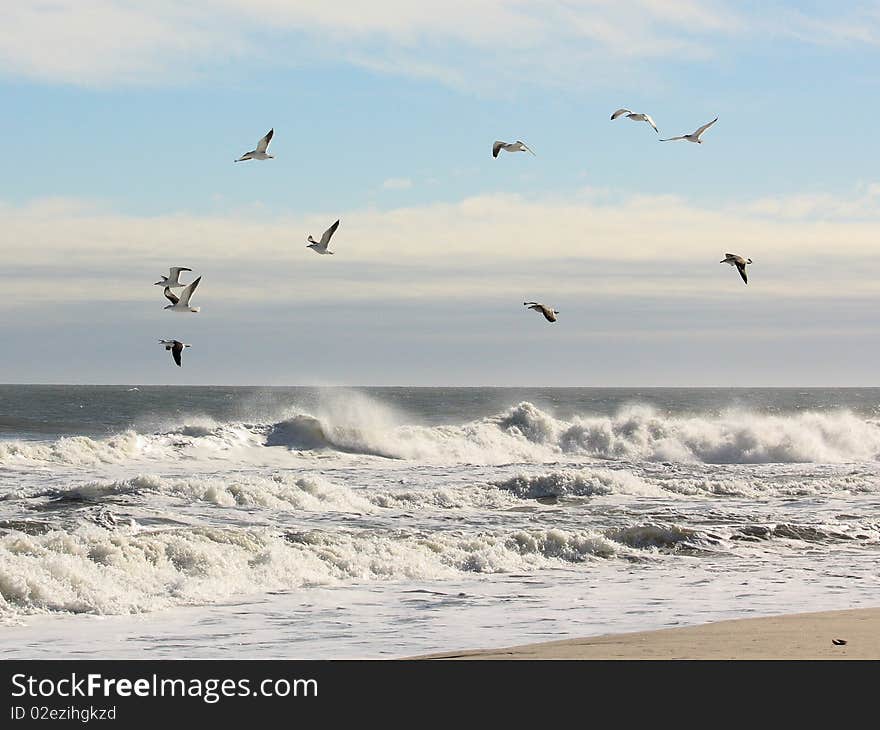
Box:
2;401;879;467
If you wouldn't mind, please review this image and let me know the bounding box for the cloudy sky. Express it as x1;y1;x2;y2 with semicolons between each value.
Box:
2;1;880;385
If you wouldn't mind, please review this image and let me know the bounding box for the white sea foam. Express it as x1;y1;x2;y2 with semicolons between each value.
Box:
4;514;874;621
560;405;880;463
25;472;517;514
0;525;636;619
0;431;148;466
2;400;879;467
494;468;663;499
36;473;379;514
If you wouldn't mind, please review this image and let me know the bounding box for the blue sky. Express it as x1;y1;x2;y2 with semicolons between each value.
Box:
1;1;880;385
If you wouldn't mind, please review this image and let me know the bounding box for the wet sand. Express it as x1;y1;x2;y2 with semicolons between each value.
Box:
418;607;880;659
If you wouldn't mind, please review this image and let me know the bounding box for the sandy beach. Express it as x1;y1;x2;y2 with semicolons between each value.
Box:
419;607;880;660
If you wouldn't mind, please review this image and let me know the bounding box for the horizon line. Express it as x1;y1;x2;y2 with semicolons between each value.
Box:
1;383;878;389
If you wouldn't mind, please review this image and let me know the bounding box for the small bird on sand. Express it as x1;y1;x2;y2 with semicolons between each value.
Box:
524;301;559;322
831;638;847;646
720;253;752;284
493;140;536;158
159;339;190;367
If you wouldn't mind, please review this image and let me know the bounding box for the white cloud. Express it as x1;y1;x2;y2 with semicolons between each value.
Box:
742;183;880;220
2;1;871;88
0;2;246;86
3;186;880;308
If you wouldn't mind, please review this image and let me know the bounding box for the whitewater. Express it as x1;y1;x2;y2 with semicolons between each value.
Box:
1;386;878;658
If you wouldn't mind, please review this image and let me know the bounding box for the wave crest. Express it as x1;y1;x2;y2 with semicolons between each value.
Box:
494;468;660;499
3;399;879;466
0;525;635;618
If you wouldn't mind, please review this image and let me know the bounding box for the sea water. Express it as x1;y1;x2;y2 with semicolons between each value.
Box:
1;386;878;657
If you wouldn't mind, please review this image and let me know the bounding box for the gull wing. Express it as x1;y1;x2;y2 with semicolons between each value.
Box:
169;267;191;278
659;135;686;142
736;261;748;284
163;287;179;305
694;117;718;137
611;108;632;120
178;276;201;306
518;141;536;156
172;342;183;367
643;114;659;133
321;219;340;247
492;141;506;158
256;128;274;153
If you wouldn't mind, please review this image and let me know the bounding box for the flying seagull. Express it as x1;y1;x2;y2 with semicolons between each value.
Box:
610;108;659;133
720;253;752;284
307;219;340;255
164;276;202;312
235;128;274;162
524;301;558;322
660;117;718;143
159;339;190;367
493;140;536;158
154;267;192;289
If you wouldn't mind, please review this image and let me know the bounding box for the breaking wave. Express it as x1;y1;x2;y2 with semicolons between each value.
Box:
2;399;880;467
6;514;871;619
0;525;636;618
494;468;663;499
19;473;517;514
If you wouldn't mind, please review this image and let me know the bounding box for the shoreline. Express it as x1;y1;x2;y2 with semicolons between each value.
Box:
416;607;880;660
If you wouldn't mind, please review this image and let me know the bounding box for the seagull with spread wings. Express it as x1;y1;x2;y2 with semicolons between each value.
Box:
307;219;340;255
235;128;275;161
610;108;659;133
720;253;752;284
523;302;559;322
154;267;192;288
159;340;190;367
163;276;202;312
660;117;718;143
493;140;536;158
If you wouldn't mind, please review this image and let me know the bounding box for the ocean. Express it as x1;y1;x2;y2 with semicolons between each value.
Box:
1;385;878;658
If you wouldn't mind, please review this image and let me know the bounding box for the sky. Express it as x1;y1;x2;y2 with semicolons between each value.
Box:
2;0;880;386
